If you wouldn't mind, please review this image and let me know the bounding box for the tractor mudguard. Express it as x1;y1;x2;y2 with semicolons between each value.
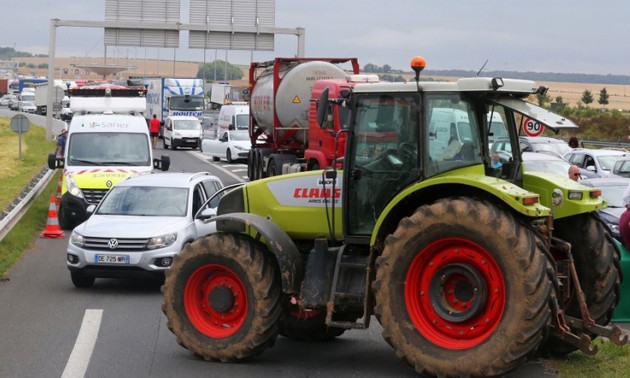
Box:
371;173;550;246
205;212;304;295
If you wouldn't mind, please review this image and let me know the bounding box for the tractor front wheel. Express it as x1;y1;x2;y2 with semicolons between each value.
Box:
373;198;552;377
161;233;282;362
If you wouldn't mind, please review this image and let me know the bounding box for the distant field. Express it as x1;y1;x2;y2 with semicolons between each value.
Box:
17;56;630;110
425;75;630;111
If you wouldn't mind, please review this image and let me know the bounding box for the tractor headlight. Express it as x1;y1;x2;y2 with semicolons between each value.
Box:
567;190;583;201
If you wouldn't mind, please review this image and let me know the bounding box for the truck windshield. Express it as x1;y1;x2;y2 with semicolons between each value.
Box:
170;96;205;111
174;120;201;130
67;132;151;166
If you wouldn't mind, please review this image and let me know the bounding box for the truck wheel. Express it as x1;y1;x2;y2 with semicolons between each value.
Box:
70;270;95;288
268;157;281;177
541;213;621;355
256;151;265;179
226;149;233;163
279;307;345;341
247;150;256;181
161;233;282;362
373;198;552;377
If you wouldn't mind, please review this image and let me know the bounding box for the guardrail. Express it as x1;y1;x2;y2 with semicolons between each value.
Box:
579;140;630;150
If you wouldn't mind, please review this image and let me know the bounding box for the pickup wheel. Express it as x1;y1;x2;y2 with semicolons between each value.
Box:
162;233;282;362
541;213;621;356
71;270;95;288
374;198;552;377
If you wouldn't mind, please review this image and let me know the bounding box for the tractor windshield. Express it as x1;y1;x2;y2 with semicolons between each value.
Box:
425;95;482;177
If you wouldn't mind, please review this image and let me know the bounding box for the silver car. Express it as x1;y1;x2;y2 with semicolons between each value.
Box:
67;172;224;287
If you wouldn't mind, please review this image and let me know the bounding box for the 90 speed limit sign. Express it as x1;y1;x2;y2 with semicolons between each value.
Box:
522;117;544;137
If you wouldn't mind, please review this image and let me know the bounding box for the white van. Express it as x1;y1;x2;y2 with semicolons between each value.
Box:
428;108;474;160
162;115;203;150
216;102;249;137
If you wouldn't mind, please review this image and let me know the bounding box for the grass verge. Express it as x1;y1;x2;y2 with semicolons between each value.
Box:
0;116;57;210
546;339;630;377
0;170;60;277
0;115;57;277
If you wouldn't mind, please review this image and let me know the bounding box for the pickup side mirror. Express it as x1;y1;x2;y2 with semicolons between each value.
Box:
197;207;217;221
86;204;96;216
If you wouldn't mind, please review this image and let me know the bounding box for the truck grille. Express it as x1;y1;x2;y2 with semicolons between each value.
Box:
83;237;151;251
83;189;109;205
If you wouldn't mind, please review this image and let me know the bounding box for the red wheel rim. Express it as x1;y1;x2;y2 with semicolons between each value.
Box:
404;237;505;349
184;264;248;338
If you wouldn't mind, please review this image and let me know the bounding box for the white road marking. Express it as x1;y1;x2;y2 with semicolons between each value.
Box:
61;309;103;378
190;151;246;182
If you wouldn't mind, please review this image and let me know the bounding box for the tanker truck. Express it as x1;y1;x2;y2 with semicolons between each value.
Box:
247;57;378;180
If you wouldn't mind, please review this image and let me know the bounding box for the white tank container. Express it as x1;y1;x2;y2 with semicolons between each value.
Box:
250;61;348;143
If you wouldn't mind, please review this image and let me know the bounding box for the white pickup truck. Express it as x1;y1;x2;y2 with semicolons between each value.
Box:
201;129;250;163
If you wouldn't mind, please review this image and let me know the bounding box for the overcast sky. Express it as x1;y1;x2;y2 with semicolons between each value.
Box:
3;0;629;75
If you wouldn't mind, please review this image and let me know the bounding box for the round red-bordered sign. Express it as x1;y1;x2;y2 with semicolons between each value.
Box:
522;117;544;137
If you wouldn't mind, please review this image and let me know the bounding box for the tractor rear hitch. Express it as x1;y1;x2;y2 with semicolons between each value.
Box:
565;316;629;346
548;236;629;353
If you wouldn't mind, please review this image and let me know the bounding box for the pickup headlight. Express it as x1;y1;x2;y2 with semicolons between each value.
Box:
147;233;177;249
70;230;85;247
66;174;85;199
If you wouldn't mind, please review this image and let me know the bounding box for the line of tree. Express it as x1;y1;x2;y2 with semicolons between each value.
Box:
197;60;244;81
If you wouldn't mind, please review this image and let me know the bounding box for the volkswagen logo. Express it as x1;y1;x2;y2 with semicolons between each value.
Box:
106;180;113;188
108;239;119;249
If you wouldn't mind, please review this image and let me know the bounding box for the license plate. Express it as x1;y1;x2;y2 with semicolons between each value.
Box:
186;139;197;143
95;254;129;264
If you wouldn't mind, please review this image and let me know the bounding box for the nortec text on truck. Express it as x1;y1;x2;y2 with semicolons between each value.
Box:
48;85;170;230
139;77;205;136
247;57;380;181
161;56;628;377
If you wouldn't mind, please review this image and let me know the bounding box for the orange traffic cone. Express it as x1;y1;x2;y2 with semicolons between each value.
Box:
41;194;64;239
55;175;63;207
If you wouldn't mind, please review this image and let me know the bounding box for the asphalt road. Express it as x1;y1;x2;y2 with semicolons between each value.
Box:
0;146;576;378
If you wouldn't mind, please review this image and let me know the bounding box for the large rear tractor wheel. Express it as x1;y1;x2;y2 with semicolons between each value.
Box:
542;213;621;356
161;233;282;362
373;198;552;377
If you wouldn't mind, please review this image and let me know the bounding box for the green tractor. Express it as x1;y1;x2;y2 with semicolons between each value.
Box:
161;57;627;376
